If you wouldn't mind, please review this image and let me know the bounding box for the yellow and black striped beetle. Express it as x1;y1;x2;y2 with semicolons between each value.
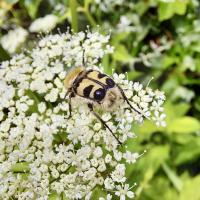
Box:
64;65;142;144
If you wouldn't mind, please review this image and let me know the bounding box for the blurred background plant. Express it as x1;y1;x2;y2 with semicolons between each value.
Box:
0;0;200;199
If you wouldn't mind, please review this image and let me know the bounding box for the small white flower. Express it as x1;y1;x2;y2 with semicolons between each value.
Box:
93;122;102;131
154;90;165;100
104;177;115;190
123;151;139;164
82;167;97;181
133;82;143;92
111;164;126;183
93;146;103;158
115;184;135;200
97;162;106;172
45;88;59;102
91;157;99;167
105;154;112;163
152;112;167;127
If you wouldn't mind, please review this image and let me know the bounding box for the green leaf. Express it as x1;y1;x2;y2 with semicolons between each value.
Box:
162;162;182;192
142;176;178;200
134;146;170;196
127;70;143;80
162;55;179;69
163;102;190;127
134;1;150;16
134;120;164;140
23;0;41;19
158;0;188;21
0;44;10;61
174;138;200;165
102;54;112;75
172;103;190;117
167;117;200;134
112;32;130;45
113;44;133;62
180;176;200;200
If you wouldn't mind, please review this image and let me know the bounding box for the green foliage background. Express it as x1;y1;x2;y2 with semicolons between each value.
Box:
0;0;200;199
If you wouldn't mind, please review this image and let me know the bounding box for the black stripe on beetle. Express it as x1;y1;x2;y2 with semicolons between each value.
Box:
106;78;115;88
98;73;107;79
83;85;94;97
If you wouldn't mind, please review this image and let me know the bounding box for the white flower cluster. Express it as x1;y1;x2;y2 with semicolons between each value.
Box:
0;27;28;54
0;30;166;200
116;15;140;33
29;14;59;33
93;0;129;13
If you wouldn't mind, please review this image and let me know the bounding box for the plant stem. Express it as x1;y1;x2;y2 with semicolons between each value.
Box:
69;0;78;32
84;11;96;27
84;2;96;27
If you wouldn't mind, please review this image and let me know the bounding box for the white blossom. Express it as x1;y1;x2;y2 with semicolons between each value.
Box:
115;184;135;200
29;14;59;33
0;27;28;54
123;151;139;164
0;30;166;200
93;0;125;12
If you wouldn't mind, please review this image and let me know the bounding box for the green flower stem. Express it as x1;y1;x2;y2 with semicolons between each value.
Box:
84;2;96;27
58;10;71;23
69;0;78;32
11;162;30;173
84;10;96;27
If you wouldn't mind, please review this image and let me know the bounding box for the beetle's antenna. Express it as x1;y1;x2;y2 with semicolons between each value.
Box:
117;84;150;120
88;103;122;145
81;39;86;67
82;48;86;67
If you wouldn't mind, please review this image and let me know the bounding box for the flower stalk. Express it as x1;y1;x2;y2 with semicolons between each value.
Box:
69;0;78;32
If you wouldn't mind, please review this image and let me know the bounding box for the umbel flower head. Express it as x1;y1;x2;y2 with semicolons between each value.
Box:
0;29;166;200
0;27;28;54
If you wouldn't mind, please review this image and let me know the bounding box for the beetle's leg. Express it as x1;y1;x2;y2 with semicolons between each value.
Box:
88;103;122;145
67;92;75;119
